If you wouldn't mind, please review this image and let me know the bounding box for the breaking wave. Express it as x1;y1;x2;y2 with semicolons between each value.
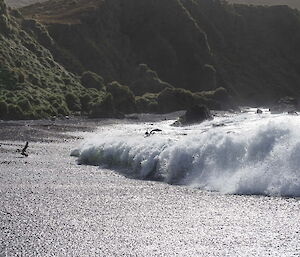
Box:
72;110;300;197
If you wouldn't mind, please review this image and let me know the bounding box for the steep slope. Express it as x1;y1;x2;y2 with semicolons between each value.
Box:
182;0;300;103
6;0;300;10
5;0;48;8
0;0;114;119
1;0;231;121
227;0;300;10
21;0;300;105
22;0;215;93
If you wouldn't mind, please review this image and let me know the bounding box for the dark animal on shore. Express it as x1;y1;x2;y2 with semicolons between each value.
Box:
16;142;29;157
256;109;263;114
212;123;225;127
145;129;162;137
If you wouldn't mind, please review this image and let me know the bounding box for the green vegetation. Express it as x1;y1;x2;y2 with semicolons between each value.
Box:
20;0;300;106
1;0;300;120
157;88;194;113
136;87;233;114
130;64;174;96
0;0;122;120
106;81;136;114
81;71;105;90
136;93;159;113
0;100;8;116
89;93;115;118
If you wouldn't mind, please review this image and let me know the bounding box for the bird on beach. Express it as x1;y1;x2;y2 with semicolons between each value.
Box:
16;141;29;157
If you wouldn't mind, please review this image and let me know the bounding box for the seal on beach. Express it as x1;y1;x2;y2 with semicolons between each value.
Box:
145;129;162;137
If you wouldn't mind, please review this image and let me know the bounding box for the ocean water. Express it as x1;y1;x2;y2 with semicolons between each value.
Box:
72;108;300;197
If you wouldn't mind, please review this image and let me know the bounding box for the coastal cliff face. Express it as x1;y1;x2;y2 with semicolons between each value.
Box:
21;0;214;93
6;0;300;10
1;0;300;120
21;0;300;105
4;0;45;8
182;0;300;103
0;0;227;120
0;0;112;119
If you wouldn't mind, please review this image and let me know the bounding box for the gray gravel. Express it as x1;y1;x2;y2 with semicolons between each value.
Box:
0;119;299;257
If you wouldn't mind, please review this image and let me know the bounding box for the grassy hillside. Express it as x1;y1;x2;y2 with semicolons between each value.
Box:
22;0;214;93
1;0;230;120
6;0;300;10
5;0;48;8
20;0;300;106
0;0;130;120
2;0;300;120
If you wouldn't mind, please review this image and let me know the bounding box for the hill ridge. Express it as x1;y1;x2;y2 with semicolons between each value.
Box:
20;0;300;104
1;0;300;120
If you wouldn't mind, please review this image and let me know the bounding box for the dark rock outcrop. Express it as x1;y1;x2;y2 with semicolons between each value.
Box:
184;104;212;123
173;104;212;126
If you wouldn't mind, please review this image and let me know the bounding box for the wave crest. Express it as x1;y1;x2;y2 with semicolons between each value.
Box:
72;115;300;197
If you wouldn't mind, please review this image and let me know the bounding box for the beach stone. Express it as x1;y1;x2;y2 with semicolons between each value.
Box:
173;104;212;126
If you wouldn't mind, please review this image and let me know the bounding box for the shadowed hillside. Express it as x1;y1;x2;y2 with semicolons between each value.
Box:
20;0;300;105
0;0;136;119
22;0;214;93
182;0;300;103
5;0;47;8
6;0;300;10
227;0;300;10
1;0;230;120
2;0;300;120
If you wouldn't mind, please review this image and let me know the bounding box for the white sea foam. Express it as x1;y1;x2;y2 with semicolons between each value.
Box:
72;109;300;197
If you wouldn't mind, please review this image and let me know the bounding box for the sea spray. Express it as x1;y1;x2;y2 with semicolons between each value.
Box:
72;111;300;197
